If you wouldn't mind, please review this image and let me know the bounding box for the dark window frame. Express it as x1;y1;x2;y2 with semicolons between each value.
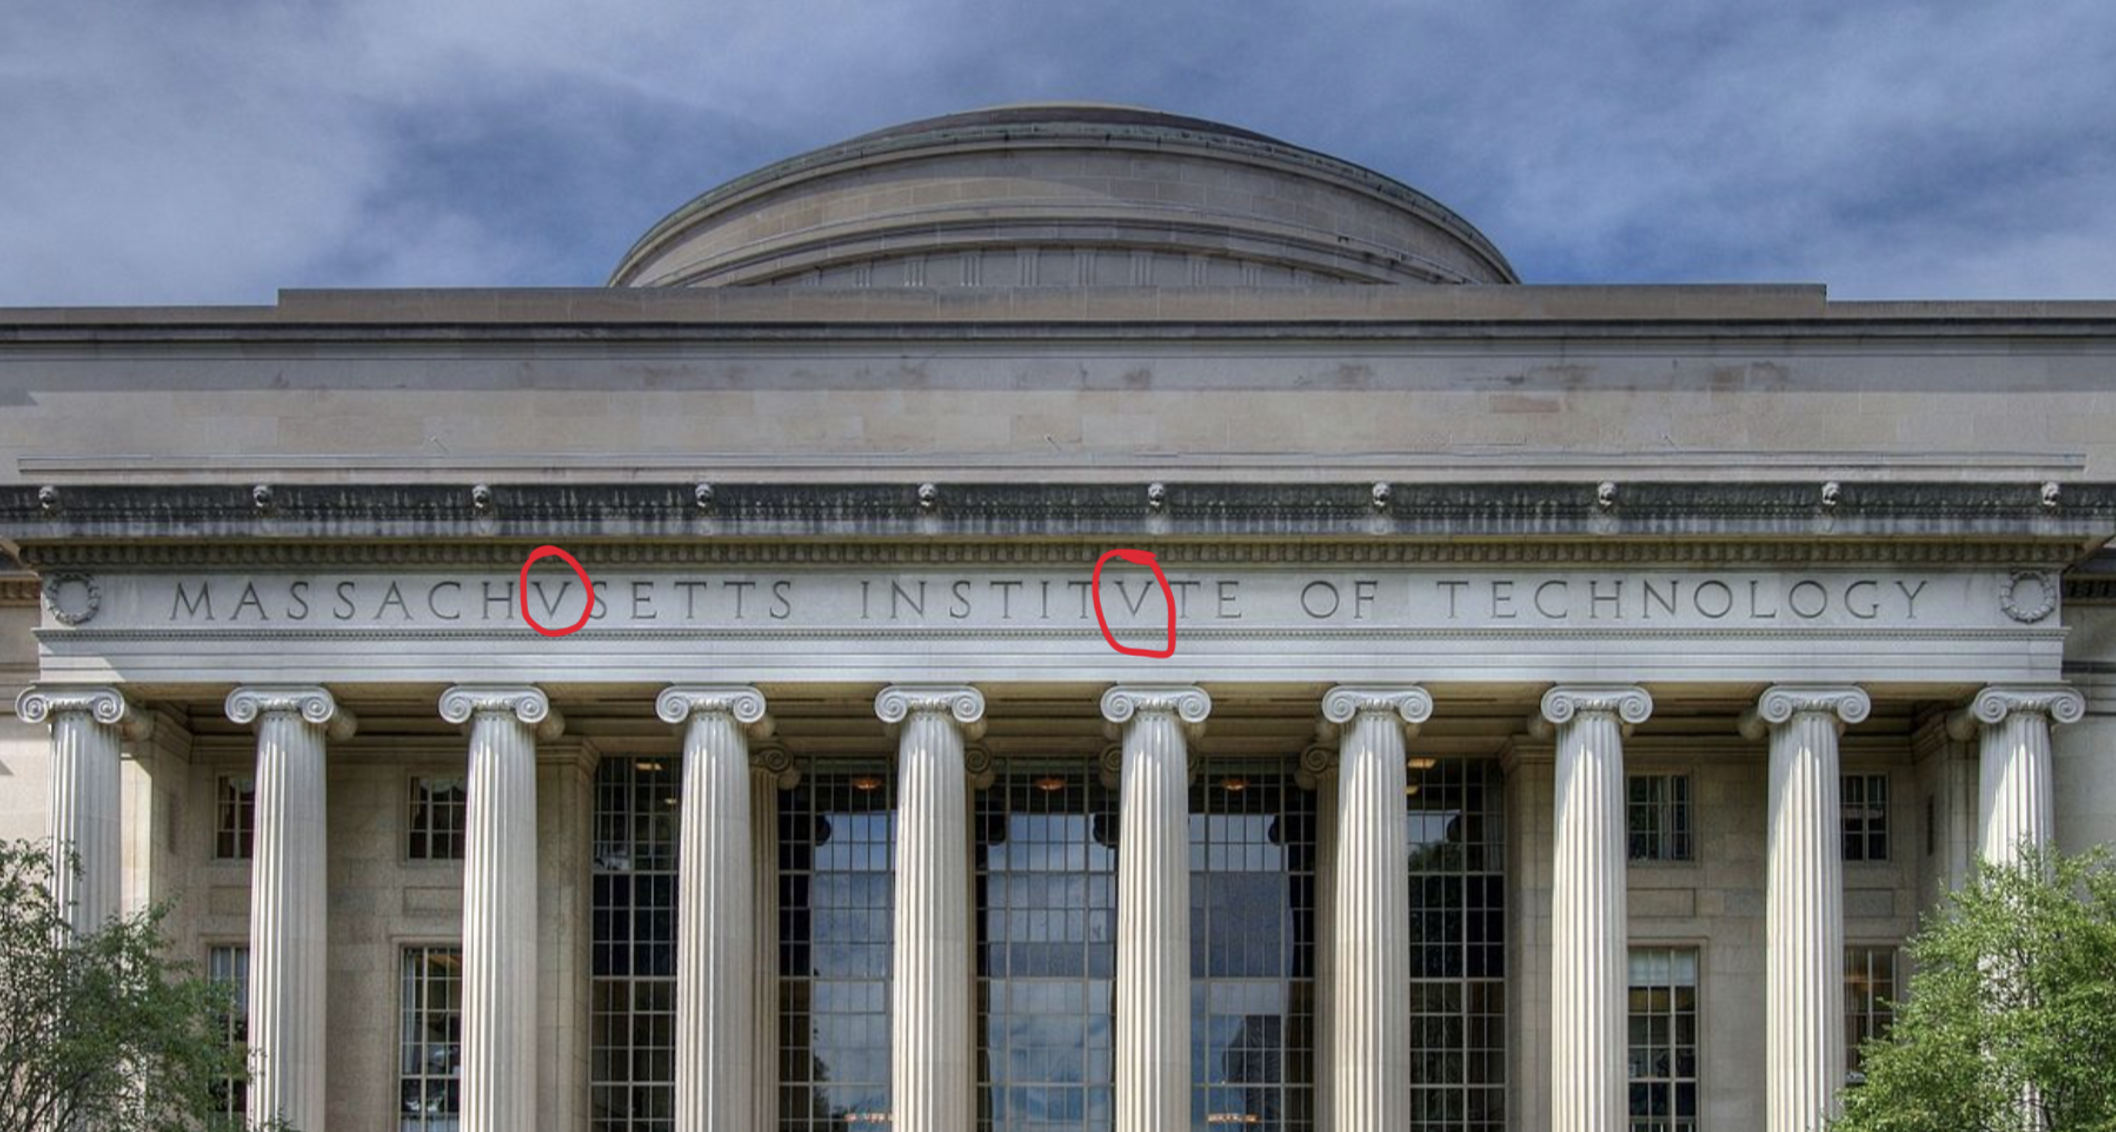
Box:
1626;774;1694;863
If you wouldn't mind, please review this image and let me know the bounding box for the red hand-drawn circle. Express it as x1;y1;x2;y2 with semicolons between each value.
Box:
519;545;594;637
1092;548;1177;658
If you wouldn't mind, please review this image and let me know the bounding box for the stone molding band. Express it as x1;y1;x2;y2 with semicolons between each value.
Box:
439;685;566;739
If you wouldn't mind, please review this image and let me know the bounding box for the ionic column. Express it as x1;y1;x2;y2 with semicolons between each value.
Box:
441;686;563;1132
1947;685;2085;868
1537;685;1652;1132
1101;685;1211;1132
658;687;773;1132
1741;687;1870;1132
1317;687;1431;1132
223;687;354;1132
750;744;800;1132
876;685;987;1132
16;686;147;936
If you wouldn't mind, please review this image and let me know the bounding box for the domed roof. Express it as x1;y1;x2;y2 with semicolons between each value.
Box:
610;103;1517;289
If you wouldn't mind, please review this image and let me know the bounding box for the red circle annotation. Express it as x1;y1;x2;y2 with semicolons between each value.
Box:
1092;548;1178;658
519;545;594;637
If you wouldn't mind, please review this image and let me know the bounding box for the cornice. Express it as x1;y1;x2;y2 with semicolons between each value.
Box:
4;481;2112;562
7;537;2092;573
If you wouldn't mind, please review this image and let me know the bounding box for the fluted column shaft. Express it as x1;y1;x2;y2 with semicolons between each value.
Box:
1745;687;1869;1132
1322;687;1432;1132
659;687;771;1132
1949;686;2084;869
17;687;141;937
443;687;562;1132
1102;685;1211;1132
226;687;353;1132
1542;686;1652;1132
877;686;986;1132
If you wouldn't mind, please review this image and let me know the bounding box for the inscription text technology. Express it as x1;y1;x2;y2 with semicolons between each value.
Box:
148;571;1939;631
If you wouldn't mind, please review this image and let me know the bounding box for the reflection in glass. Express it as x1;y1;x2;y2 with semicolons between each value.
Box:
975;763;1118;1132
400;945;464;1132
1407;758;1506;1131
208;945;250;1131
781;763;897;1132
1189;755;1317;1132
1626;948;1699;1132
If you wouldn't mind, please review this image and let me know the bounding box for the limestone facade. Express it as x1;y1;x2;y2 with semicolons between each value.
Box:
1;105;2114;1132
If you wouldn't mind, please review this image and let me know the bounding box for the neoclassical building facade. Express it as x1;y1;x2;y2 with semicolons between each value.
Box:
2;104;2114;1132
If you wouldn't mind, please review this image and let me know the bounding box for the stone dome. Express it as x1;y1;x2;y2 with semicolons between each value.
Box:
609;103;1517;289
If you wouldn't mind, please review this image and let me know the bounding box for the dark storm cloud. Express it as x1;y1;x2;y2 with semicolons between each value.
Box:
2;0;2111;304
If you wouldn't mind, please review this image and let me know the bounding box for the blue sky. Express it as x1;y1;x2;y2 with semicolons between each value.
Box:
3;0;2112;306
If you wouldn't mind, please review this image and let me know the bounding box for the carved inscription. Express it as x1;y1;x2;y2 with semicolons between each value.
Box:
100;569;1983;633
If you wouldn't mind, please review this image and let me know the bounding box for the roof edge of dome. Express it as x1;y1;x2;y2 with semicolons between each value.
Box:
610;104;1518;287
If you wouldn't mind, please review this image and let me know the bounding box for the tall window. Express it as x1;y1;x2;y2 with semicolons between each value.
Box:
207;944;249;1131
1407;757;1506;1132
400;946;463;1132
975;761;1118;1132
1626;775;1693;862
1626;948;1699;1132
1190;754;1317;1132
409;775;469;860
216;774;255;860
1842;774;1889;862
1845;946;1898;1079
591;757;679;1131
781;761;896;1132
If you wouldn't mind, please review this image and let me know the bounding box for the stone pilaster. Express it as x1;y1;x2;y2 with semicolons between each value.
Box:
750;744;799;1132
225;686;355;1132
1101;684;1211;1132
1948;685;2086;867
1321;686;1433;1132
1537;685;1652;1132
16;685;146;936
1741;686;1870;1132
441;686;563;1132
876;685;987;1132
657;687;773;1132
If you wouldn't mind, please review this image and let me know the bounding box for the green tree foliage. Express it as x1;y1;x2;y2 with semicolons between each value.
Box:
0;838;279;1132
1836;846;2116;1132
